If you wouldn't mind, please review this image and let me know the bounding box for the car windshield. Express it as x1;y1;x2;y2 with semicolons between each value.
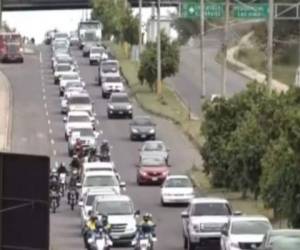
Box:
165;178;192;188
133;117;152;126
102;63;118;73
62;75;78;80
72;128;93;137
69;116;89;122
85;175;118;187
58;58;72;64
7;44;18;53
69;96;90;104
141;157;165;166
191;203;231;216
96;200;133;215
143;142;164;151
55;33;68;39
91;48;103;53
57;65;71;71
231;221;271;235
111;95;129;103
86;195;96;206
66;82;82;88
271;236;300;250
105;77;121;82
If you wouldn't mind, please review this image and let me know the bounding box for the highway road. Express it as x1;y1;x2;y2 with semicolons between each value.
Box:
1;45;209;250
168;29;247;116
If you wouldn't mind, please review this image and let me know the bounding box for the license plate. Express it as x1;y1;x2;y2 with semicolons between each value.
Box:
141;134;146;138
152;177;158;181
112;235;120;239
119;111;123;114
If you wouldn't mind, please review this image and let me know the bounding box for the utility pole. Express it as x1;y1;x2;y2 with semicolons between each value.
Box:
221;0;230;97
200;0;206;98
138;0;142;60
267;0;274;92
157;0;162;96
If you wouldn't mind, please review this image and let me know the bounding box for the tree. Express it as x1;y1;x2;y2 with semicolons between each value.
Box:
138;31;180;91
121;9;139;45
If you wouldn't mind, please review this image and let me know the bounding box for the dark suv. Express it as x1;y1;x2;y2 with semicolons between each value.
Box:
107;92;133;119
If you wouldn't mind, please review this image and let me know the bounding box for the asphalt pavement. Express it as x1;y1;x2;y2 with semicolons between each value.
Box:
167;29;247;116
1;44;216;250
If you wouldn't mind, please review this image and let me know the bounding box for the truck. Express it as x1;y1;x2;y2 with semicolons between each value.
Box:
0;32;23;63
78;20;102;49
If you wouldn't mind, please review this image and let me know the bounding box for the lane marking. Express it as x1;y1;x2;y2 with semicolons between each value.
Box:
96;120;100;125
45;111;49;116
43;95;46;101
49;128;53;134
50;139;55;145
44;103;47;109
48;119;51;125
40;52;43;64
42;88;46;93
53;150;57;156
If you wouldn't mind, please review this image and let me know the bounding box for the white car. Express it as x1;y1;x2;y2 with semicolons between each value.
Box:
161;175;195;206
59;72;81;96
64;111;94;140
61;91;88;114
81;171;126;197
91;194;139;245
89;46;107;65
98;60;120;85
139;140;170;164
83;162;120;180
101;75;125;98
66;93;93;114
220;216;272;250
54;63;76;85
67;124;99;156
79;188;118;229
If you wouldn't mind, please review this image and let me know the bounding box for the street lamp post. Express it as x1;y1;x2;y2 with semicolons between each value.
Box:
156;0;162;96
138;0;142;60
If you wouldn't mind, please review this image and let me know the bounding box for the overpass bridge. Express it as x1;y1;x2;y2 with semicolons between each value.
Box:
2;0;180;11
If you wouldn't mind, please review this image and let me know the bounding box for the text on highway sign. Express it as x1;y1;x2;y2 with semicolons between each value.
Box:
181;2;224;19
233;3;269;19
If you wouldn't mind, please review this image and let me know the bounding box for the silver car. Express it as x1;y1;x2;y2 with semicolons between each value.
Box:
139;140;169;164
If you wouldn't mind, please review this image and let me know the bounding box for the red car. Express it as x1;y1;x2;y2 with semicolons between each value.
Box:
136;157;170;185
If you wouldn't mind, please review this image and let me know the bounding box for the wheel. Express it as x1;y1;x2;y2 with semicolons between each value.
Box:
187;239;196;250
130;134;135;141
102;92;106;98
60;91;63;96
68;149;73;157
151;135;156;140
107;113;112;119
184;236;188;249
128;114;133;119
161;197;165;207
71;202;74;210
65;133;68;141
137;176;141;186
89;61;92;65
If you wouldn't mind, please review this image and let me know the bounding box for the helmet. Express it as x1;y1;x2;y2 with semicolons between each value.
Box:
91;215;98;222
102;139;108;145
143;213;152;222
60;162;66;168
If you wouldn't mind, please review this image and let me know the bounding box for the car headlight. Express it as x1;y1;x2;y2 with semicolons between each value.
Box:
231;242;239;248
131;128;138;133
149;129;155;134
162;170;169;176
126;225;136;232
163;193;172;196
127;105;132;110
108;104;114;109
191;224;201;233
139;171;147;176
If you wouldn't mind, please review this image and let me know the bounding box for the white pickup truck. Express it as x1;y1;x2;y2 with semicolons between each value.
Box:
101;75;125;98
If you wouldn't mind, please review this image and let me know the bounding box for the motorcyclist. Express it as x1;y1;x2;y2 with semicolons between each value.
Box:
57;162;68;175
94;215;113;247
83;213;98;249
67;169;80;204
88;148;99;162
100;139;110;155
49;169;60;207
70;155;81;171
132;213;156;246
74;138;84;158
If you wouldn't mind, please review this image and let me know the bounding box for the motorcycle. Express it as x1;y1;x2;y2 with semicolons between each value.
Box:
99;150;111;162
69;187;77;210
49;190;59;213
87;228;113;250
135;233;156;250
59;173;67;197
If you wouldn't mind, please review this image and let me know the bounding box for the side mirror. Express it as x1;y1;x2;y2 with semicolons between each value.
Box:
63;116;67;122
135;210;140;216
120;181;126;188
233;211;243;216
78;201;83;207
181;211;189;219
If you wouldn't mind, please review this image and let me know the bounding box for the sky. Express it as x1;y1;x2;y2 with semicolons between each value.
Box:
3;7;177;44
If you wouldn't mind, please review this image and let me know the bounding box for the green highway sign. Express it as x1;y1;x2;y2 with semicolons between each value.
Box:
233;3;269;19
181;3;224;19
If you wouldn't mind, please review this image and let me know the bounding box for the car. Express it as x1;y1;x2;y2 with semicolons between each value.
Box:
89;46;107;65
98;59;120;85
101;75;125;98
220;216;272;250
2;42;24;63
52;54;77;71
52;40;69;55
79;188;119;230
66;93;93;114
129;116;156;141
70;32;79;46
258;229;300;250
139;140;169;164
53;63;76;84
107;92;133;119
67;125;99;156
59;72;81;96
160;175;195;206
91;194;139;245
181;197;239;250
61;90;88;114
80;171;126;196
136;156;169;185
63;111;94;140
82;42;97;57
82;162;120;180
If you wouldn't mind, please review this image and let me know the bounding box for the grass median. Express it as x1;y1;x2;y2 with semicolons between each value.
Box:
109;43;202;149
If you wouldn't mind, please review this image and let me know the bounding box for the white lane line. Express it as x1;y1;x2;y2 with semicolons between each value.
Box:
43;95;46;101
45;111;49;116
50;139;55;145
44;103;47;109
42;88;46;93
49;128;53;134
40;52;43;64
96;120;100;125
55;161;59;168
53;150;57;156
48;119;51;125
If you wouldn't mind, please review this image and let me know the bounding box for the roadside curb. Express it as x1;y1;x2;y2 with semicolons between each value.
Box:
226;32;289;93
0;70;12;151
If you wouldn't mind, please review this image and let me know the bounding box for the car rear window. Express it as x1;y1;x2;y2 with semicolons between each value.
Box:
111;95;129;103
231;221;271;235
57;65;71;71
191;203;231;216
69;96;90;104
